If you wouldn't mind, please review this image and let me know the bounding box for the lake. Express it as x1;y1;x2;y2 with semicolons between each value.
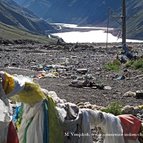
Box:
52;23;143;43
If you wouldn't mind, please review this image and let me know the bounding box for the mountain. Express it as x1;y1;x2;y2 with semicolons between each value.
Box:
14;0;50;18
0;0;55;35
13;0;121;25
13;0;143;40
126;0;143;39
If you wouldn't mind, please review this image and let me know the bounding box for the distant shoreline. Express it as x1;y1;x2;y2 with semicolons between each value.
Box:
51;23;116;33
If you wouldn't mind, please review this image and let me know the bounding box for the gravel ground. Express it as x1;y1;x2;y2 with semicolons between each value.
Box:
0;42;143;107
1;42;143;143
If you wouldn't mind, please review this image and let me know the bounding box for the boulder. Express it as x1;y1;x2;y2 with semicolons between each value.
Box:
121;105;135;114
123;91;136;97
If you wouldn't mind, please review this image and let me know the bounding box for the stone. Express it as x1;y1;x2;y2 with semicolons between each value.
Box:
57;68;67;73
71;79;78;84
123;91;136;97
70;75;78;80
77;102;103;110
76;68;88;74
11;62;17;66
121;105;135;114
84;74;94;80
104;86;112;90
92;105;104;110
84;102;92;109
91;86;97;89
69;80;85;88
95;84;104;90
136;90;143;99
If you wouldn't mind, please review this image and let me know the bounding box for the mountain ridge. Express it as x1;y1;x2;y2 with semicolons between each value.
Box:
0;0;55;35
13;0;121;25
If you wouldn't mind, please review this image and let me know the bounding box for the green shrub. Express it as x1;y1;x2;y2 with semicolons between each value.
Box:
101;102;123;115
104;59;121;72
125;60;134;68
125;58;143;70
133;59;143;69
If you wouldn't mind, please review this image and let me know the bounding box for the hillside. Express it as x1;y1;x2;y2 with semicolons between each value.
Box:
0;22;56;43
126;0;143;39
0;0;55;35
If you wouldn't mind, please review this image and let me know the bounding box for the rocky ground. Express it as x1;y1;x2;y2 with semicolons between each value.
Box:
1;41;143;142
0;41;143;108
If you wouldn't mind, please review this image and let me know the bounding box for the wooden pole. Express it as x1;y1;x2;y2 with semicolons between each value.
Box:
106;8;110;48
121;0;134;59
122;0;126;48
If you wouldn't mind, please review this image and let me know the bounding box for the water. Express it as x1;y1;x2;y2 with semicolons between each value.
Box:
52;23;143;43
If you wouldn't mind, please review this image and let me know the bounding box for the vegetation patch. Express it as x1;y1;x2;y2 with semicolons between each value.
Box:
125;58;143;70
101;102;123;115
104;59;121;72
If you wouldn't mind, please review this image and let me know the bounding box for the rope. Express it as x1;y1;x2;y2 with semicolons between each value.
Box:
43;99;49;143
